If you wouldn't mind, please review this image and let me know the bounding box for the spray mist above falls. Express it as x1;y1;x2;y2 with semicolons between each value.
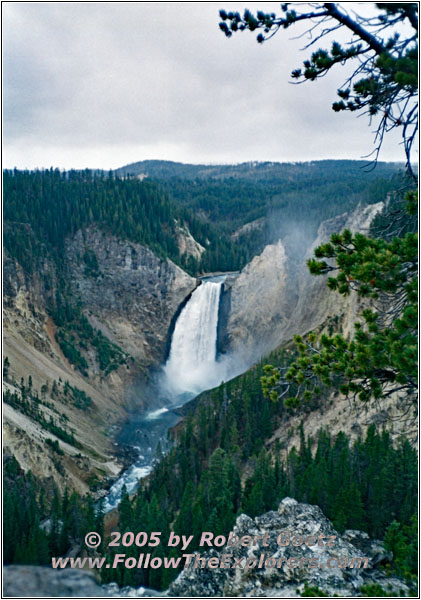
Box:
163;277;229;398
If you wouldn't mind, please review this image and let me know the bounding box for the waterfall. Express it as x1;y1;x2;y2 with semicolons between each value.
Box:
103;275;243;512
163;278;225;397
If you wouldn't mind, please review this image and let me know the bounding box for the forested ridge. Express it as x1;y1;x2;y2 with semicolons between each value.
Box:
116;159;402;241
3;168;247;275
4;162;402;278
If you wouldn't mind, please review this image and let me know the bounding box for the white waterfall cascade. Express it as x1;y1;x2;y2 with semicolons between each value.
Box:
163;277;226;397
102;276;245;512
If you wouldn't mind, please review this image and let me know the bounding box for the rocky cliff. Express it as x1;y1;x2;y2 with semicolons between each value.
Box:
3;226;197;492
219;240;290;363
3;498;409;598
218;201;414;451
66;227;197;373
220;202;384;365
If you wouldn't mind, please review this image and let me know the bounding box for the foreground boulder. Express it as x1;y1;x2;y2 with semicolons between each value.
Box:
168;498;409;597
2;565;161;598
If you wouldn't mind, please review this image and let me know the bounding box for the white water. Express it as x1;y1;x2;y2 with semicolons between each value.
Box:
163;278;227;397
146;407;169;420
102;464;152;513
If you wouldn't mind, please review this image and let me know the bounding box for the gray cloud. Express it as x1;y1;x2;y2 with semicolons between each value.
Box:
3;2;407;169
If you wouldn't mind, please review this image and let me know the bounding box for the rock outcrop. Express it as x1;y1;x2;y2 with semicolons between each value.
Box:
2;565;161;598
231;217;266;241
176;224;206;260
66;227;197;369
219;201;411;451
220;240;289;363
168;497;408;598
279;202;384;344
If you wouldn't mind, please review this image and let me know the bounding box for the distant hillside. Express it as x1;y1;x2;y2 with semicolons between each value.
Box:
4;162;404;286
115;159;404;256
115;158;402;182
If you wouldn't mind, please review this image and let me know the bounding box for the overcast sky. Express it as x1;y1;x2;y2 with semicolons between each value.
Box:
3;2;408;170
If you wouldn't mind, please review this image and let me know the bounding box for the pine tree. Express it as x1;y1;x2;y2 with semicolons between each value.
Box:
3;356;10;379
118;485;133;533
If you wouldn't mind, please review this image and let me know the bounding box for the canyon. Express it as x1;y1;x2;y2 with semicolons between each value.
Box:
3;197;392;498
3;226;197;494
3;161;415;598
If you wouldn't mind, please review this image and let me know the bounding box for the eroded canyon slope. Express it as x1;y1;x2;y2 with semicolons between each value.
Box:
217;200;415;452
3;227;197;493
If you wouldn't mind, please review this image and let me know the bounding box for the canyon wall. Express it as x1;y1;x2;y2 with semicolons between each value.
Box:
66;227;197;372
3;227;197;492
220;202;384;365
